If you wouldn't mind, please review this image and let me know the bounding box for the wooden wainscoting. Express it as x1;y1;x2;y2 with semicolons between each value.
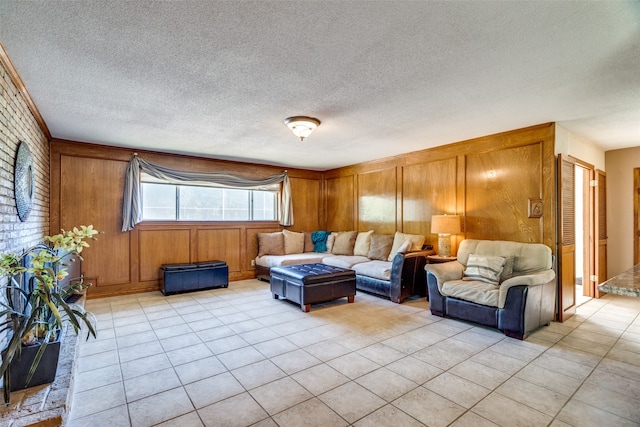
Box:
197;228;242;272
136;222;278;286
139;228;191;282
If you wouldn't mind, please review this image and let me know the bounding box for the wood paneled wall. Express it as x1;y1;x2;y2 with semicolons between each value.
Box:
287;177;322;233
50;123;556;298
357;168;397;234
50;140;322;298
323;123;556;253
326;176;355;232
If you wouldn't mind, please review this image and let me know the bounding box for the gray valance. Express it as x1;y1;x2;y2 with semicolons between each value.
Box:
122;155;293;231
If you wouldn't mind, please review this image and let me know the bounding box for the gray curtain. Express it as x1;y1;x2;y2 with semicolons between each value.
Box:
122;155;293;231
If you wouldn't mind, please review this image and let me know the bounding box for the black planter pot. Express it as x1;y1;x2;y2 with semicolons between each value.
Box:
2;336;61;392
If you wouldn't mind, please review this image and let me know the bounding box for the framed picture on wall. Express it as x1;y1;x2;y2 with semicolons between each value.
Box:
14;141;34;222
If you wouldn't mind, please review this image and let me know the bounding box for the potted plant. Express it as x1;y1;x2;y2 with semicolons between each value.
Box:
0;225;100;403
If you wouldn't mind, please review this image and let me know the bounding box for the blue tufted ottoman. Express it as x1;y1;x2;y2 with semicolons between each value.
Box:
160;261;228;295
269;263;356;312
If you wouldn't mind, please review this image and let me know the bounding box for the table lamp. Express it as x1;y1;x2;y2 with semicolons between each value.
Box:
431;214;461;257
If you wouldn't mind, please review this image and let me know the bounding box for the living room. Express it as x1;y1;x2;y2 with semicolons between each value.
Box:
1;2;640;426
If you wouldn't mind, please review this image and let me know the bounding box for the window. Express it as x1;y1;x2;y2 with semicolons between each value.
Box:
141;182;277;221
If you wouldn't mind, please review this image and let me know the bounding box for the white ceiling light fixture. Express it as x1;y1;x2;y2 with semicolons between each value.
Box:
283;116;321;141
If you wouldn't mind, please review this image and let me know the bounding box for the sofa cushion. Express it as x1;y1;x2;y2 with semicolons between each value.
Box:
456;239;552;274
395;240;412;255
463;254;506;285
353;230;374;257
322;255;370;269
501;256;515;282
257;232;285;256
331;231;358;255
388;232;425;261
442;279;500;307
283;229;305;254
325;233;335;253
303;231;315;252
368;234;393;260
352;260;392;281
256;253;332;268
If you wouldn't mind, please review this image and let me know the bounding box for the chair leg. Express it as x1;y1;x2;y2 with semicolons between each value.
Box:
503;330;525;340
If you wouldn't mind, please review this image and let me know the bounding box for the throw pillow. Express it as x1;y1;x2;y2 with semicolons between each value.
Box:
353;230;374;257
501;256;516;282
325;233;335;253
282;229;304;254
463;254;506;285
257;232;285;257
388;232;425;261
331;231;358;255
368;234;394;260
387;239;412;261
397;239;412;253
303;231;314;252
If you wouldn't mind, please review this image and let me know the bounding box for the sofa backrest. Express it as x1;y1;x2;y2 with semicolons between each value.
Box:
457;239;552;274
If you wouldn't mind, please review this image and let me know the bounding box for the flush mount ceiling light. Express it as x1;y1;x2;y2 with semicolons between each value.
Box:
283;116;321;141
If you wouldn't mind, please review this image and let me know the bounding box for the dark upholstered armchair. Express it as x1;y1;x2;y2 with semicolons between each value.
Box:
426;239;556;340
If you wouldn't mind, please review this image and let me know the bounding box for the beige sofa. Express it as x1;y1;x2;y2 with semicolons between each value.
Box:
255;230;434;303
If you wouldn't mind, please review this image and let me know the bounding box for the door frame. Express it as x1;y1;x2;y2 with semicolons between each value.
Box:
557;154;577;321
634;168;639;265
557;155;605;321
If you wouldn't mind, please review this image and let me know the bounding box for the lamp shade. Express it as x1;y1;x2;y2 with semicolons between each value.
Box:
431;214;461;235
284;116;320;141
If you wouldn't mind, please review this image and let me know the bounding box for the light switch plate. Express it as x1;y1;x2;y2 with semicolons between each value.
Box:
528;199;543;218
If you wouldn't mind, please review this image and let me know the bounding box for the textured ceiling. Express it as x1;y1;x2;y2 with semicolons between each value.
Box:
1;1;639;170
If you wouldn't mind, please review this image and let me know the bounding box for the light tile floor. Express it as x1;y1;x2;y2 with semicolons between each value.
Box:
67;279;640;427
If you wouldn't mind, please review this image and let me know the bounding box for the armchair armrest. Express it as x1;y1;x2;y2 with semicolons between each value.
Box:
498;270;556;308
388;250;434;303
425;261;465;293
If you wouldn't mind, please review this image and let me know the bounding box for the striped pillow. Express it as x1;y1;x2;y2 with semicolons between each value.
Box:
463;254;506;285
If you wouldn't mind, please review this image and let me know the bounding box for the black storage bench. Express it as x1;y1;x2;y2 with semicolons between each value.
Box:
270;263;356;312
160;260;228;295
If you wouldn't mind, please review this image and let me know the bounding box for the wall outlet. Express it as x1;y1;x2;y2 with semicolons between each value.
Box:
250;259;255;266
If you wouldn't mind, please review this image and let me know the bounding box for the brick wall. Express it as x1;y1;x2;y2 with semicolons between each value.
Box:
0;56;50;352
0;60;50;258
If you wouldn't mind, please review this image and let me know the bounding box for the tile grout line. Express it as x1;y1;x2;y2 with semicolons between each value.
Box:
547;296;640;426
69;284;640;427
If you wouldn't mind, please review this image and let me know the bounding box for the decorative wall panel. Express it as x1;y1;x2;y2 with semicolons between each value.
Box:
465;143;543;242
326;175;354;231
358;168;396;233
197;228;241;272
139;229;190;281
59;155;131;285
403;158;458;244
289;177;321;232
